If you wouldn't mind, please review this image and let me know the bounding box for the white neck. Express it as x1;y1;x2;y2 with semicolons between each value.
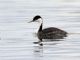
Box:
35;18;43;33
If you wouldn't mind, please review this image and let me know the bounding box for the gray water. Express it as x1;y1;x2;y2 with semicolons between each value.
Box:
0;0;80;60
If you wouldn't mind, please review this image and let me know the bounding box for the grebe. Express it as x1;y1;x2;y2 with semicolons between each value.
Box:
29;15;67;43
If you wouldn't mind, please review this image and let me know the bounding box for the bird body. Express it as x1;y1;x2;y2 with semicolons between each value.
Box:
29;15;67;42
37;27;67;40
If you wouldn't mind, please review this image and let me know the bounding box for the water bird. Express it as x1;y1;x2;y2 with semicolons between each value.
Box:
29;15;67;44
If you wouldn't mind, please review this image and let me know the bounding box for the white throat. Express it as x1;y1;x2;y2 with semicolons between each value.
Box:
37;18;43;24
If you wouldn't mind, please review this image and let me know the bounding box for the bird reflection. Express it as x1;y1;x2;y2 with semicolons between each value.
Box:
33;39;63;60
34;38;64;46
33;45;43;57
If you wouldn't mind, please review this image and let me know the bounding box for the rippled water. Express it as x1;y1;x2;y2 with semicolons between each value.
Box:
0;0;80;60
